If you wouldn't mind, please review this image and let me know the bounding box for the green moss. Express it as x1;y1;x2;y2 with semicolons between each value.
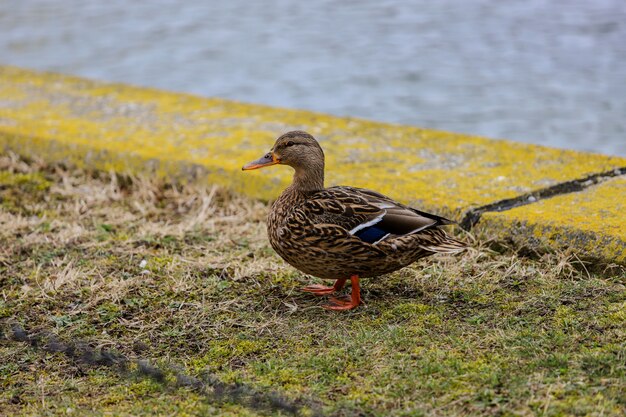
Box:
2;155;625;416
0;171;52;215
0;171;51;191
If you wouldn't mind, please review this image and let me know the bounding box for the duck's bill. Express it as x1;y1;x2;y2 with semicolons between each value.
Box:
242;152;280;170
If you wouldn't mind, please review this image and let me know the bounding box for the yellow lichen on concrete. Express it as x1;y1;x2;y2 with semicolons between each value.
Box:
2;65;626;216
482;176;626;263
2;66;626;262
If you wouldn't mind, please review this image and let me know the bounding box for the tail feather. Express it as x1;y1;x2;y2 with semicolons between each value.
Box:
410;207;456;227
419;229;467;254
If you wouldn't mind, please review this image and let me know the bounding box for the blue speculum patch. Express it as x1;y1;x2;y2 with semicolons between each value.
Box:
354;226;388;244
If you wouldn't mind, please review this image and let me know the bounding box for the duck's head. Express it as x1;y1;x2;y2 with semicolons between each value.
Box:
242;131;324;171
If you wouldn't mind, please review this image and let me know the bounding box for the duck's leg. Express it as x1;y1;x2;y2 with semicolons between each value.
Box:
325;275;361;310
301;278;346;296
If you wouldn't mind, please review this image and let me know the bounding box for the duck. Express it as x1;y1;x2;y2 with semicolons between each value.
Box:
242;131;466;310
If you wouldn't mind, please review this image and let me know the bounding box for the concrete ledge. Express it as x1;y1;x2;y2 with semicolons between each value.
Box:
482;176;626;264
1;66;625;263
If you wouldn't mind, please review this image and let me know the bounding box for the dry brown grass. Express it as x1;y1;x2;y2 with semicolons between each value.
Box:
1;152;625;416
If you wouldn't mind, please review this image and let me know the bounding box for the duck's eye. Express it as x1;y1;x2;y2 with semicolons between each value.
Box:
286;141;295;147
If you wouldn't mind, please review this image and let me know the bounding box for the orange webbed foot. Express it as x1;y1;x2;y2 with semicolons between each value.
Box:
301;284;338;296
301;278;346;296
322;275;361;311
324;297;360;310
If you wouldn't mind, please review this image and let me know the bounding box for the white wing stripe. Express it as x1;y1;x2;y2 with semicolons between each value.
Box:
372;233;391;245
348;211;386;235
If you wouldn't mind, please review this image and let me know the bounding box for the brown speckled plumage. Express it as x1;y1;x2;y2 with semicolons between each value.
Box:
243;131;466;309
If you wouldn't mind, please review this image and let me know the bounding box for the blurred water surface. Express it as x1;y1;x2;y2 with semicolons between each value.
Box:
2;0;625;156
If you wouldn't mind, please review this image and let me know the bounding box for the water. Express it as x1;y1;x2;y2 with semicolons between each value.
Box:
2;0;626;156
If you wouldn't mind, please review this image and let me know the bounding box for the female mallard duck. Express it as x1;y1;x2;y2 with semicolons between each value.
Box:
243;131;466;310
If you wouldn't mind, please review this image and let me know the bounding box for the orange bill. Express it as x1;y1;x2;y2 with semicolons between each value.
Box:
242;152;280;170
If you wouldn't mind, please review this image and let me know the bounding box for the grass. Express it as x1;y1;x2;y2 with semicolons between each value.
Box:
0;152;624;416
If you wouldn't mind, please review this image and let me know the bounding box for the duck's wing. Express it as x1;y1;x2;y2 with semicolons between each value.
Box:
302;186;454;245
